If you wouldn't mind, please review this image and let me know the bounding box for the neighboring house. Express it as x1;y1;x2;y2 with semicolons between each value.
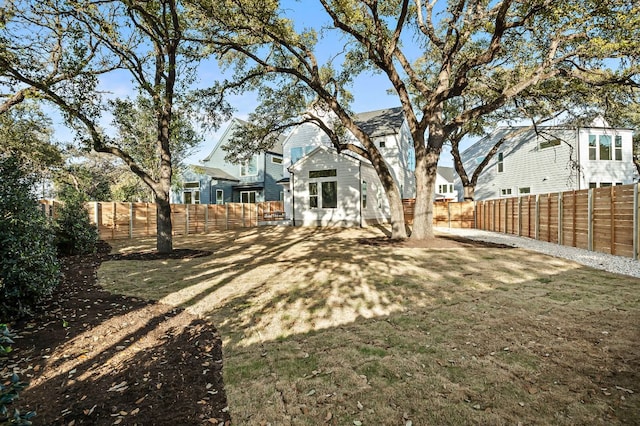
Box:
281;107;418;226
172;118;284;204
455;118;637;201
434;166;458;201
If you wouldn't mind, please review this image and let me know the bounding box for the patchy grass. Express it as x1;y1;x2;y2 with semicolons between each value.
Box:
99;227;640;425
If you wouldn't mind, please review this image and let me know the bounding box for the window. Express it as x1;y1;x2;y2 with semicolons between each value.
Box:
183;182;200;204
438;184;453;193
600;182;612;187
589;134;621;161
240;191;256;203
216;189;224;205
500;188;512;197
589;135;597;160
309;169;337;178
291;147;303;164
519;187;531;194
407;148;415;171
589;182;597;189
309;181;337;208
309;182;318;207
539;138;561;149
497;152;504;173
240;155;258;176
362;181;367;209
599;135;612;160
271;156;283;164
475;156;486;165
322;181;337;208
379;140;386;148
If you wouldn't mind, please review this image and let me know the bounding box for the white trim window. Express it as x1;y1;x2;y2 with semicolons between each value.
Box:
240;155;258;176
497;152;504;173
215;189;224;205
519;187;531;195
183;182;200;204
240;191;257;203
308;169;337;209
500;188;512;197
271;156;283;164
362;181;367;209
589;134;622;161
438;184;454;194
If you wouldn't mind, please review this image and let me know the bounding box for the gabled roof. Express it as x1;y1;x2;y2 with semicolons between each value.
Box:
437;166;455;182
288;145;364;173
201;117;284;162
354;107;405;137
190;165;239;182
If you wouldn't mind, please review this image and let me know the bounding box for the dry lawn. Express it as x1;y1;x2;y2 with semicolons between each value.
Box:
99;226;640;425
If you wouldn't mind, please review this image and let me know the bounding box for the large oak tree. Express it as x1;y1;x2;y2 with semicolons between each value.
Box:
195;0;639;239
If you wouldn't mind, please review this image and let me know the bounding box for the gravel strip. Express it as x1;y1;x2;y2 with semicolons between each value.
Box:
436;227;640;278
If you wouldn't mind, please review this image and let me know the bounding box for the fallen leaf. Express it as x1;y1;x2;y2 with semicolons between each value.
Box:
135;395;147;404
357;401;363;410
130;408;140;415
325;412;332;422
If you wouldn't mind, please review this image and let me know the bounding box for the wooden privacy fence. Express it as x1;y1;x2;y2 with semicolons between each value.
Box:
41;200;285;240
402;199;476;228
475;183;639;259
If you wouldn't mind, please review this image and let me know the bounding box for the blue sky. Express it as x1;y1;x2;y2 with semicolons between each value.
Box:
49;1;459;167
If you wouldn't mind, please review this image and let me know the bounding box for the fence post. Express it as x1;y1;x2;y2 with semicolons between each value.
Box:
129;202;134;239
204;204;209;233
533;194;540;240
634;183;639;260
558;192;563;246
610;186;616;255
588;188;594;251
186;204;190;235
225;203;229;230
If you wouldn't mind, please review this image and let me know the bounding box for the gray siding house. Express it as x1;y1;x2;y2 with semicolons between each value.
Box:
281;107;419;226
172;118;284;204
455;118;636;201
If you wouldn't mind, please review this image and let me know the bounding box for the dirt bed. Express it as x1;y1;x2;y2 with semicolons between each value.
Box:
2;243;230;425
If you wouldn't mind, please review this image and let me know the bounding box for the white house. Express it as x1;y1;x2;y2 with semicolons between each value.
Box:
455;119;637;201
280;107;458;226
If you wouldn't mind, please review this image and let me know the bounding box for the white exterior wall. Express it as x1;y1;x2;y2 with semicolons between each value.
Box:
435;172;458;200
290;149;364;226
577;128;636;187
360;164;391;224
458;126;638;201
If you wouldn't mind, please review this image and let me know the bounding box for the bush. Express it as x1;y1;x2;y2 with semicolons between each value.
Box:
54;187;99;256
0;156;60;321
1;325;35;425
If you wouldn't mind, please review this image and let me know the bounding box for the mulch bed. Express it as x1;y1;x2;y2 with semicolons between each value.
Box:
1;242;230;425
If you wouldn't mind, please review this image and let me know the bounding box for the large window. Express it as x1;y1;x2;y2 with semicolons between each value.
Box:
589;134;621;161
497;152;504;173
308;181;337;208
240;191;256;203
240;155;258;176
183;182;200;204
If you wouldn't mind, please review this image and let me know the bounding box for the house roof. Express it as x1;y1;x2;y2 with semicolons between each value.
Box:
354;107;405;137
191;165;240;182
437;166;455;182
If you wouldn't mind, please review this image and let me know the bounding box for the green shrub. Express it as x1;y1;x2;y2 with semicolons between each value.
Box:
0;156;60;321
0;325;35;425
54;187;99;256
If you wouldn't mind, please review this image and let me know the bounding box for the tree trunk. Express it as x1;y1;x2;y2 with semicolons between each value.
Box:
155;189;173;253
411;150;439;239
463;185;475;201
